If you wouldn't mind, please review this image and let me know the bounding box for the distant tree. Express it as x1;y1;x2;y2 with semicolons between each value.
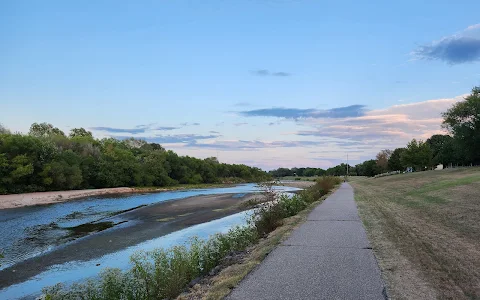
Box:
315;168;326;176
0;124;268;194
326;163;350;176
269;168;294;178
29;122;65;138
401;139;432;171
303;168;316;177
69;128;93;138
204;157;219;164
442;86;480;164
426;134;456;166
376;149;393;172
355;160;381;177
388;148;406;171
0;124;10;134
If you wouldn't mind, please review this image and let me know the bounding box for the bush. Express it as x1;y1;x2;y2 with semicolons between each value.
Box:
279;194;307;217
253;203;285;237
43;226;259;300
316;176;341;193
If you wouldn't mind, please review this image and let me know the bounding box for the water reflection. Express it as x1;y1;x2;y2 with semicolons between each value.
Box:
0;184;298;270
0;210;253;300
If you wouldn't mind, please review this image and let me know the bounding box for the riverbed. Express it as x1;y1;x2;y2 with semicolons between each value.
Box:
0;183;299;299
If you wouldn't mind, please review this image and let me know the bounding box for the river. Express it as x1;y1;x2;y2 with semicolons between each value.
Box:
0;183;299;299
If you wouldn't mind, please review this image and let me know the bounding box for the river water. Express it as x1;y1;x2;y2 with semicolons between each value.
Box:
0;184;299;299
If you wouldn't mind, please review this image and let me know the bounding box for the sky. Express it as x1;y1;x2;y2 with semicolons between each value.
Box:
1;0;480;170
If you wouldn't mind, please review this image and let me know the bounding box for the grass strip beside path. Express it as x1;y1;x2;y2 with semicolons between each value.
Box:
350;168;480;300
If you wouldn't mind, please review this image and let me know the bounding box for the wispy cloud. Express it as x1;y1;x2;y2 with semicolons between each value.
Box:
251;69;291;77
234;122;248;126
185;139;322;150
154;126;179;131
296;95;465;144
272;71;290;77
117;134;219;144
180;122;201;127
209;130;220;134
234;102;251;107
413;24;480;64
91;124;179;134
239;105;367;120
91;127;146;134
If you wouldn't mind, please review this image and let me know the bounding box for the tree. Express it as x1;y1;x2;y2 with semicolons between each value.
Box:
0;122;269;194
388;148;406;171
442;86;480;164
426;134;456;166
29;122;65;138
69;128;93;138
376;149;393;172
0;124;10;134
355;160;381;177
401;139;432;171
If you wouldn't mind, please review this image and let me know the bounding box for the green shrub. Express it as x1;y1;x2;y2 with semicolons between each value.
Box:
278;194;307;217
253;203;285;237
316;176;337;192
43;226;259;300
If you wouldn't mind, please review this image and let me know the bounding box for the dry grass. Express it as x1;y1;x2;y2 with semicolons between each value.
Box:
350;168;480;300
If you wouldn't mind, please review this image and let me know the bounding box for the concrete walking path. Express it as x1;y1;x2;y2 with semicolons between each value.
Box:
228;183;387;300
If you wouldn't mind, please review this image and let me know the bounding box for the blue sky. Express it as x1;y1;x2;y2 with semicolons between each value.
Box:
1;0;480;169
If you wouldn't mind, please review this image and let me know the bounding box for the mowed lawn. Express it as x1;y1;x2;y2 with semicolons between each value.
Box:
350;168;480;300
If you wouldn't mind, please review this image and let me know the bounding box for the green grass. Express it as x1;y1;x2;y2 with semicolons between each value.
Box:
407;173;480;195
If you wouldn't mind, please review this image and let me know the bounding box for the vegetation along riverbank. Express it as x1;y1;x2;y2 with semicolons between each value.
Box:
0;123;268;195
42;177;342;299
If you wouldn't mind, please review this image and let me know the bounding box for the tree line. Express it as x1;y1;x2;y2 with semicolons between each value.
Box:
0;124;268;194
271;86;480;178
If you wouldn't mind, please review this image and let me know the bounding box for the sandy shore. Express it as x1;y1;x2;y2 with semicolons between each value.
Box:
0;182;307;210
0;188;137;210
0;192;261;289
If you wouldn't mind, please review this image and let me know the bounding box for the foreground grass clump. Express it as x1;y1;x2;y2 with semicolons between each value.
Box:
43;176;341;300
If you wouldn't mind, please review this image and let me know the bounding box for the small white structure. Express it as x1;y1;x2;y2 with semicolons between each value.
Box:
435;164;444;170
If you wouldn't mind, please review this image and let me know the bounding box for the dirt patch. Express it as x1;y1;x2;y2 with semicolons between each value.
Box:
351;167;480;299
